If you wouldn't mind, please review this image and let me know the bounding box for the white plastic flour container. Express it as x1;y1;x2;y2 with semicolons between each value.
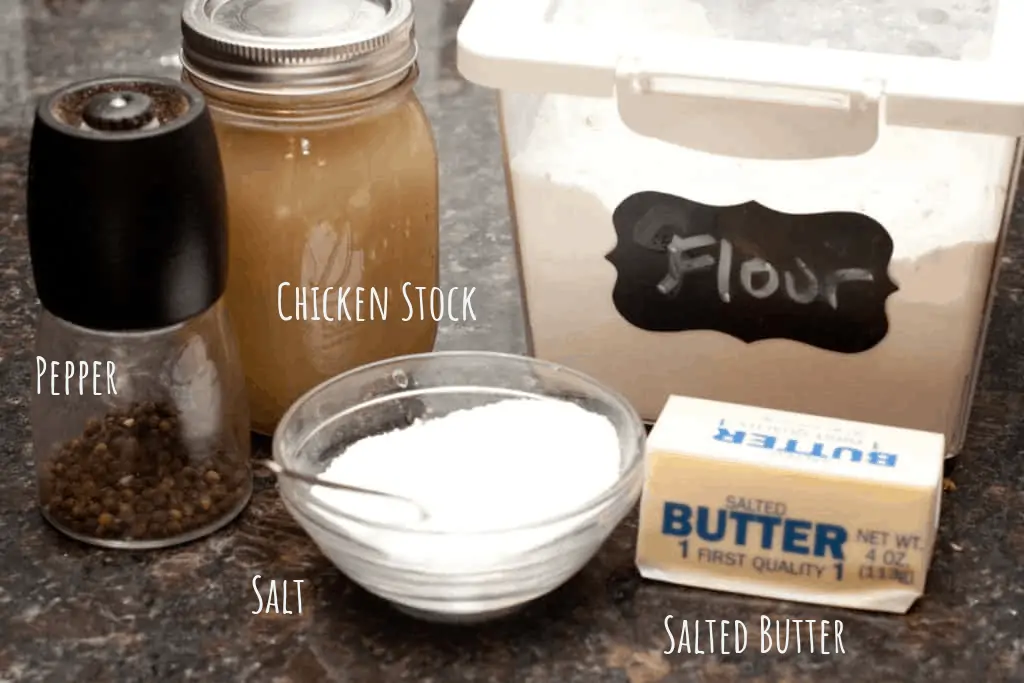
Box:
458;0;1024;457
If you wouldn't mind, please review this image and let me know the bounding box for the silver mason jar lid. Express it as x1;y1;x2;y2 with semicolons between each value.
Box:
180;0;418;92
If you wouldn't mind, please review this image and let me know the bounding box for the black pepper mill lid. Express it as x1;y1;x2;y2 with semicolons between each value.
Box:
27;75;227;331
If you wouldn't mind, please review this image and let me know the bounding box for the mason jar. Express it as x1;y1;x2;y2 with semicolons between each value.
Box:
181;0;441;435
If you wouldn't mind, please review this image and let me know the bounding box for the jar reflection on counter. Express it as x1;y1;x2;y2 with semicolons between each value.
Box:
181;0;440;435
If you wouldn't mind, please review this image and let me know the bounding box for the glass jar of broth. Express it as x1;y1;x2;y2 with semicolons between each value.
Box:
180;0;440;434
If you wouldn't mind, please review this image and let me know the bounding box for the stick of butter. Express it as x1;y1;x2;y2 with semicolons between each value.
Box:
636;395;945;614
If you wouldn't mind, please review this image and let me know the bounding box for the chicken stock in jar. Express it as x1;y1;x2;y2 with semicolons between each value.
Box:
181;0;439;434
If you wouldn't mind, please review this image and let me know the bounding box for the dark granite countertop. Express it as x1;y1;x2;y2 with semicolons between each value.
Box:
1;2;1023;682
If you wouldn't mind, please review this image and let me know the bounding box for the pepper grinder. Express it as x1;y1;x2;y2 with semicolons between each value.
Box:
27;75;252;549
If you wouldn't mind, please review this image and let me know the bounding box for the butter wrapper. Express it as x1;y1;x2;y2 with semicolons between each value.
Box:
636;395;945;614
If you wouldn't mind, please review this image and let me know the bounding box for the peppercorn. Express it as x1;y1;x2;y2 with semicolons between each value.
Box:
41;401;249;542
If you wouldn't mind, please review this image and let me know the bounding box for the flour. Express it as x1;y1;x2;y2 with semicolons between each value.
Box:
547;0;994;60
309;398;622;566
521;0;1009;260
513;95;1015;261
503;0;1018;455
548;0;715;37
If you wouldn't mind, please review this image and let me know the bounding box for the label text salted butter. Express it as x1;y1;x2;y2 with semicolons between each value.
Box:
661;501;848;559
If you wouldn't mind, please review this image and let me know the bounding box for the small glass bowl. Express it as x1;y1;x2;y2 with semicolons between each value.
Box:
272;351;646;623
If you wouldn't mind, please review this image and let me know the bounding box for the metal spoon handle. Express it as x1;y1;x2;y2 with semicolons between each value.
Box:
257;459;429;520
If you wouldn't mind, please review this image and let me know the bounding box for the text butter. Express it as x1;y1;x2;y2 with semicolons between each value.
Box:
636;395;945;614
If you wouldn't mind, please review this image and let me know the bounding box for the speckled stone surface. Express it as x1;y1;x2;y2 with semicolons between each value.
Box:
1;1;1023;682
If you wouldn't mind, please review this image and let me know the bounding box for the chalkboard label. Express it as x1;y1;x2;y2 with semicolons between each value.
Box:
606;191;898;354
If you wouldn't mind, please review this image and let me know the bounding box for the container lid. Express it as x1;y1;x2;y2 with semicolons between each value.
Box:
181;0;417;92
458;0;1024;159
27;76;228;332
